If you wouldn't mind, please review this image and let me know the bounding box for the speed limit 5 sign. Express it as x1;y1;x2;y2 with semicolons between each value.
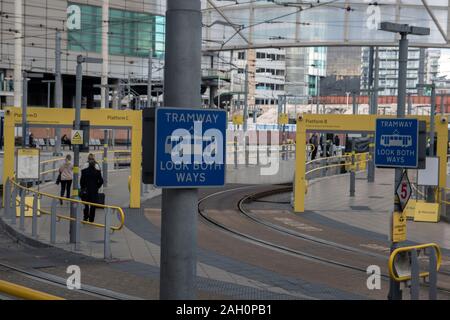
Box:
395;171;412;212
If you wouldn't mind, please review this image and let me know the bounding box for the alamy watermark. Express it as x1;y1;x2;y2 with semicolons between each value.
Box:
66;265;81;290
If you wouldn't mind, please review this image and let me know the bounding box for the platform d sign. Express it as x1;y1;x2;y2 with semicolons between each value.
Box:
396;171;412;212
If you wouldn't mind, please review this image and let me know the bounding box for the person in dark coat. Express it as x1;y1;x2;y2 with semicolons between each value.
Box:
309;133;319;160
80;160;104;222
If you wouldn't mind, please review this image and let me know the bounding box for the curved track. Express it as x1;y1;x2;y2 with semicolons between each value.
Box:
198;185;450;298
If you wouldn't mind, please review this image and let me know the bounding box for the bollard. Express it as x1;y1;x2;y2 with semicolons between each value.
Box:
256;132;260;166
245;135;249;167
103;144;108;187
321;158;327;177
4;179;11;218
428;247;437;300
441;188;447;218
52;161;56;181
11;186;17;225
74;203;81;251
104;208;112;260
350;152;355;197
410;249;420;300
20;189;26;231
50;199;57;244
43;163;46;183
32;193;38;237
234;135;238;169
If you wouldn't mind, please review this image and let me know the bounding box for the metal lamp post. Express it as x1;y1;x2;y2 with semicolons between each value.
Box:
379;21;430;301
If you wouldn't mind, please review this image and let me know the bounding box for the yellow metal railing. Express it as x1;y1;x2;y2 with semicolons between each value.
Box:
388;243;441;282
305;153;369;176
10;179;125;231
0;280;64;300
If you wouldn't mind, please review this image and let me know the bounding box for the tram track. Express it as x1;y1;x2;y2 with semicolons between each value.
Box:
198;185;450;297
0;261;143;300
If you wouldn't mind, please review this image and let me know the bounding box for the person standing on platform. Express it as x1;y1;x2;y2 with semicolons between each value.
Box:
80;159;104;222
309;133;319;160
58;154;73;205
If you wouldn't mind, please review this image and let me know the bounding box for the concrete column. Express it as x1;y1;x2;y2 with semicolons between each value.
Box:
101;0;109;109
14;0;23;108
54;31;63;156
160;0;201;300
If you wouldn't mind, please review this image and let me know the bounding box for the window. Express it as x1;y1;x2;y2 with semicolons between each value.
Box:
67;3;165;58
238;51;246;60
109;9;165;58
68;3;102;53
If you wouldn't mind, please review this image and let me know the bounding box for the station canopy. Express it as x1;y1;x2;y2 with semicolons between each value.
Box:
201;0;450;50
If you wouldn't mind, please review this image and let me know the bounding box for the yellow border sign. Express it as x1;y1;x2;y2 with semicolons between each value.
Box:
392;211;407;243
71;130;83;145
414;202;440;223
278;113;288;125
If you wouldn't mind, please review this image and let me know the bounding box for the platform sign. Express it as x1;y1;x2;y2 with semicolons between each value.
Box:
16;148;40;180
154;107;226;188
375;118;419;168
71;130;83;145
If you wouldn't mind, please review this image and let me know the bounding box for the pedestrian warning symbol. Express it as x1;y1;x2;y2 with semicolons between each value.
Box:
71;130;83;145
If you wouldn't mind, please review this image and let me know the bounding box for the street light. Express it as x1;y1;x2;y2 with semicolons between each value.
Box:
379;21;430;301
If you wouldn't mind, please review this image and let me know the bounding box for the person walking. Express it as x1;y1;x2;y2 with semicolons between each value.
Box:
309;133;319;160
58;154;73;205
80;159;104;222
83;153;101;171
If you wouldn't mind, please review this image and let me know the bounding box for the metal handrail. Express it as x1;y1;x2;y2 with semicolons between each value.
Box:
10;179;125;231
388;243;441;282
40;157;65;165
305;158;369;176
0;280;64;300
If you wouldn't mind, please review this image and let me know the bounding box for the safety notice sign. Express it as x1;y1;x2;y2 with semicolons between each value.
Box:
71;130;83;145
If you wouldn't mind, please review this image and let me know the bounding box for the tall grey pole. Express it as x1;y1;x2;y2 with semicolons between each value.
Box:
316;75;320;114
147;50;153;108
54;31;63;155
407;93;412;115
71;55;83;243
368;47;374;114
160;0;201;300
427;84;436;202
243;64;249;132
388;32;408;301
367;48;379;183
418;48;425;96
352;92;357;115
21;71;28;148
440;94;445;115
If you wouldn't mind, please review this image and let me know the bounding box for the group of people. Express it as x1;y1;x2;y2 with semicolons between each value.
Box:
308;133;341;160
58;153;104;222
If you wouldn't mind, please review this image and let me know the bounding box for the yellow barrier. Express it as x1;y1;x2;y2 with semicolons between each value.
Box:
0;280;64;300
388;243;441;282
10;180;125;231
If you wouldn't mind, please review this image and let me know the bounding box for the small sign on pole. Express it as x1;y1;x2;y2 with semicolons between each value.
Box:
71;130;83;145
396;170;412;212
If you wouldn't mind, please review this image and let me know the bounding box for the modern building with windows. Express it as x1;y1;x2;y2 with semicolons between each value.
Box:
360;47;441;96
0;0;165;109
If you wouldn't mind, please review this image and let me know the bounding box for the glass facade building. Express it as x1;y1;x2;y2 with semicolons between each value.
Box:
68;3;165;58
